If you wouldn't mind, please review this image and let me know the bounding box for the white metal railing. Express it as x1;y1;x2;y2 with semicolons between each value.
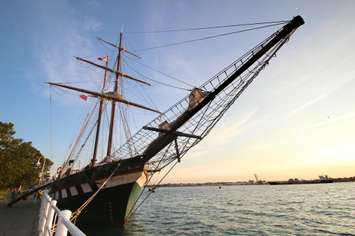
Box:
38;191;86;236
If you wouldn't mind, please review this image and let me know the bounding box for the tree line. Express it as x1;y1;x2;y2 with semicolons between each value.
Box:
0;121;52;190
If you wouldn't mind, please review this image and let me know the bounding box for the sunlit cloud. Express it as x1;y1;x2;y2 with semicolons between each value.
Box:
82;18;103;32
287;93;328;117
203;107;259;146
31;1;104;102
287;76;355;118
312;111;355;128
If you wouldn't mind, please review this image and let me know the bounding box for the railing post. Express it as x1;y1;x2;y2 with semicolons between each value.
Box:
44;200;57;236
39;193;51;235
54;210;72;236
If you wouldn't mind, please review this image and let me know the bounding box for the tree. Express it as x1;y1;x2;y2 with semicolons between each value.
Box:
0;121;52;189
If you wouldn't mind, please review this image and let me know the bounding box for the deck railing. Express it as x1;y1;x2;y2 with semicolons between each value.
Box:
38;191;86;236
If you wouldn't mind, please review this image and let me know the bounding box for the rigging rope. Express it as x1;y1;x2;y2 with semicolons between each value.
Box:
118;106;135;157
63;103;98;168
133;22;286;52
126;20;289;34
125;142;174;216
134;83;160;112
124;56;196;88
127;160;179;218
71;119;98;165
44;87;53;184
71;162;121;223
124;59;192;91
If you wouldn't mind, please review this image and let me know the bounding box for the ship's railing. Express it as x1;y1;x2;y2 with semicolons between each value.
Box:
38;190;86;236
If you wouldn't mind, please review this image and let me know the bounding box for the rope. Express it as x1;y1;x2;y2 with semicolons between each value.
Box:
124;59;192;91
127;160;179;217
126;20;289;34
125;56;196;88
70;162;121;223
133;22;286;52
125;142;173;215
63;103;98;169
45;86;53;184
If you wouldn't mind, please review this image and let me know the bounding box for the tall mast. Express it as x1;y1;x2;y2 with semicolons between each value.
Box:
106;32;123;158
91;56;108;166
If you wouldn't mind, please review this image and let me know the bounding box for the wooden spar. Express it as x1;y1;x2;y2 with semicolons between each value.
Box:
91;56;108;166
47;82;161;114
106;32;122;158
139;15;305;164
97;37;117;48
75;57;150;86
7;182;52;207
97;37;141;58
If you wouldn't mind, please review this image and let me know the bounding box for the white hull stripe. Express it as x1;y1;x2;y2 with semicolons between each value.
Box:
96;171;147;189
61;189;68;199
81;183;92;193
69;186;79;196
53;172;147;200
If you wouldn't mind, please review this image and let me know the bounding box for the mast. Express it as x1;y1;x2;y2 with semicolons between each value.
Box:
91;56;108;166
107;32;123;158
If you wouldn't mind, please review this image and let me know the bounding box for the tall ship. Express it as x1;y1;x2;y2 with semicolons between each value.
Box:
10;16;304;228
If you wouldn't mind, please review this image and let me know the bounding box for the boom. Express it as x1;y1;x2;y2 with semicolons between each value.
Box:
112;16;304;170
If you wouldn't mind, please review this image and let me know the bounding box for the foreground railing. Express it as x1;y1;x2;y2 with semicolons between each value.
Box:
38;191;86;236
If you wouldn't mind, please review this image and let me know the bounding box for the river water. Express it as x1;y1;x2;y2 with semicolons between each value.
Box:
91;182;355;235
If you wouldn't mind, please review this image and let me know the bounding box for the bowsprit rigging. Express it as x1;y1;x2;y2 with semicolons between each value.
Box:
8;16;304;229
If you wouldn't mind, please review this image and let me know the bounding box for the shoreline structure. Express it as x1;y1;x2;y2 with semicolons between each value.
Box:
152;176;355;187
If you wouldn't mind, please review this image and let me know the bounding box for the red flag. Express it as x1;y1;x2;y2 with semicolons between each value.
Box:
79;94;88;101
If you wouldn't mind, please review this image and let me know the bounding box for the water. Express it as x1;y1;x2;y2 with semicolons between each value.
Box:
89;183;355;235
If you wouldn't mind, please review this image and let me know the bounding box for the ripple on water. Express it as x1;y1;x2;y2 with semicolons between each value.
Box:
112;183;355;235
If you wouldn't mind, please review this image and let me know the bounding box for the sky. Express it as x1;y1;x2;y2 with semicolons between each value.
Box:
1;0;355;183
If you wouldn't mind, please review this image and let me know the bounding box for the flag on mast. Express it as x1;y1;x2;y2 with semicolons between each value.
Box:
98;55;108;62
79;94;88;101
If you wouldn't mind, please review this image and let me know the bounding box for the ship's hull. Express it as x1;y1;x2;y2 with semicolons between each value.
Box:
49;159;147;228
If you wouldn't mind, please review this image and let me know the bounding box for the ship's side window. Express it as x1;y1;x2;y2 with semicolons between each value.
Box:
61;189;68;199
81;183;92;193
69;186;79;196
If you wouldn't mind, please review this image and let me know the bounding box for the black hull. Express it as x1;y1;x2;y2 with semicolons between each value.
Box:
50;159;146;228
58;182;136;227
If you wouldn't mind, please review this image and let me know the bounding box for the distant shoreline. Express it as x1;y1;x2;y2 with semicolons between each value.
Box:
149;176;355;188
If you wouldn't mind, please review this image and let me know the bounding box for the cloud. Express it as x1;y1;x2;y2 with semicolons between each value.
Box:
287;93;328;117
86;0;100;8
287;76;355;118
312;111;355;128
82;18;103;32
31;1;104;102
203;107;259;146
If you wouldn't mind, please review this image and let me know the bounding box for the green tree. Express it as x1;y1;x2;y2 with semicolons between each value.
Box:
0;121;52;189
